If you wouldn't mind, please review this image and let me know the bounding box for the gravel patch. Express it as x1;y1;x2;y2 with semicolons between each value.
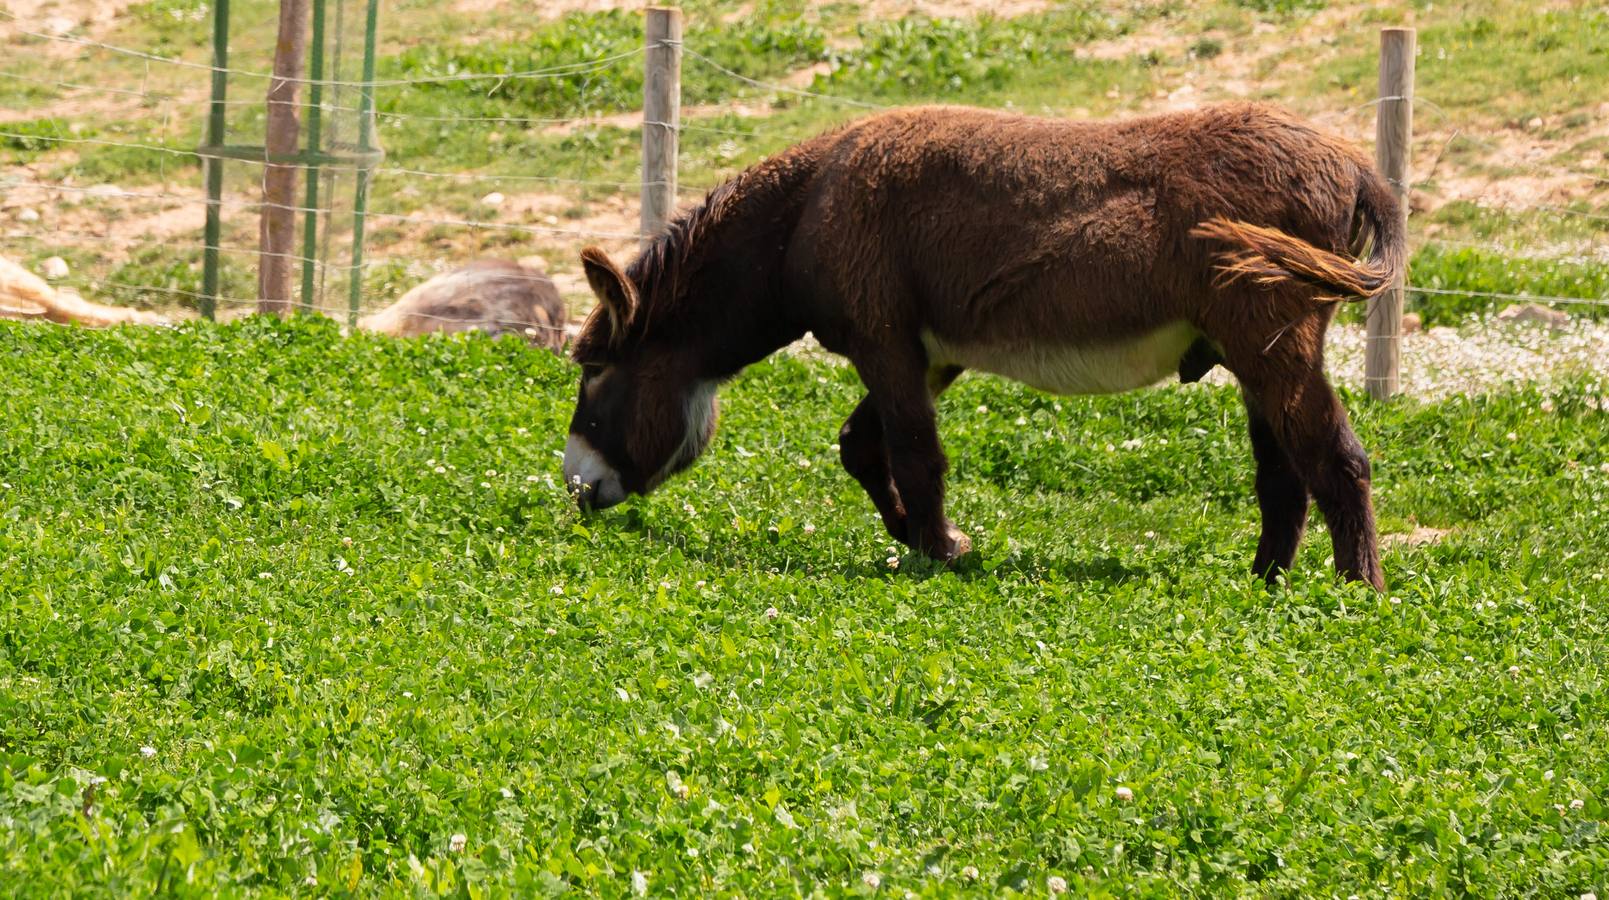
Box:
1277;319;1609;402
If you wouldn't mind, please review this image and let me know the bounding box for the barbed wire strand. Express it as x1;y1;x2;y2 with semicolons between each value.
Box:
1408;285;1609;309
2;177;651;239
48;279;572;333
0;13;647;88
678;46;883;110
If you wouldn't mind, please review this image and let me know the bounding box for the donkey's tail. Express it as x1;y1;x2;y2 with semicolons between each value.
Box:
1190;170;1405;302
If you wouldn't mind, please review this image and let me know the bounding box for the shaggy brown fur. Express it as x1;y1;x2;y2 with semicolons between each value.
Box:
565;103;1402;589
359;260;566;351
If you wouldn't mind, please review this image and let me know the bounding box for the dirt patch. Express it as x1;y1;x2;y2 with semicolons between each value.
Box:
2;0;141;56
862;0;1051;16
0;91;149;126
450;0;638;17
1383;526;1452;548
1082;3;1608;222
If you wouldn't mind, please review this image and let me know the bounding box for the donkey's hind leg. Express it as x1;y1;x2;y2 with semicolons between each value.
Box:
1244;395;1310;583
1243;367;1384;590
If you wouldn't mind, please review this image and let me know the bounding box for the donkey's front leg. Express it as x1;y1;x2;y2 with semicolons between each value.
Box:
855;351;970;563
838;396;909;543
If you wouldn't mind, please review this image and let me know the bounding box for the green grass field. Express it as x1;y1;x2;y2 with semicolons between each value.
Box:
3;318;1607;895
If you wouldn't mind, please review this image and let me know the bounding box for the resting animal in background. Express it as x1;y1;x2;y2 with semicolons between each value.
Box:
1;257;169;327
358;260;566;352
561;103;1403;590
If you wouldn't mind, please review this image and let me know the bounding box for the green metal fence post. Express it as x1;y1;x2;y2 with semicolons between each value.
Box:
345;0;380;327
299;0;327;313
200;0;231;320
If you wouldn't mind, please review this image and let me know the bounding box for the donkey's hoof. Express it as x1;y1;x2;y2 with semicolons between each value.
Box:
921;524;973;564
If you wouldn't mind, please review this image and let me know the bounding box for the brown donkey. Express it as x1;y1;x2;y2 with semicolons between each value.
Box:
563;103;1402;589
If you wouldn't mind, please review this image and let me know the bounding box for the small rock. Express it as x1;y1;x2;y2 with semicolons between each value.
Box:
1400;312;1422;334
1496;303;1569;329
16;208;40;223
40;257;69;279
1526;116;1544;131
480;191;505;207
40;16;76;35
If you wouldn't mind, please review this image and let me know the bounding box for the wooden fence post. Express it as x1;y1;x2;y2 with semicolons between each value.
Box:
641;7;682;249
258;0;311;315
1367;26;1414;399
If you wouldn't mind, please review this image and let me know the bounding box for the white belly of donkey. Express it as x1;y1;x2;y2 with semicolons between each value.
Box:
922;321;1199;395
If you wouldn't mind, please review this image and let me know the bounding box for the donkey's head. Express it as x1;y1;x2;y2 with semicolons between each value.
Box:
562;246;718;510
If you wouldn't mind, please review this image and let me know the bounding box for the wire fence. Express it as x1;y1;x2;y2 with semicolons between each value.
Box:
3;8;1607;380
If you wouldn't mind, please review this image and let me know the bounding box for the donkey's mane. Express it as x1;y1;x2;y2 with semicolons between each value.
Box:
570;177;744;362
627;177;744;323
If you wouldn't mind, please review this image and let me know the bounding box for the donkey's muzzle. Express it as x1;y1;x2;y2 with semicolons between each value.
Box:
563;434;625;511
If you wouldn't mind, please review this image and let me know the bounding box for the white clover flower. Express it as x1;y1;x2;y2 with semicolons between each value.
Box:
683;502;696;515
693;672;714;690
803;523;816;535
667;771;690;799
1571;798;1586;810
765;606;780;620
1508;665;1522;676
550;585;564;596
139;746;157;759
1048;875;1068;894
886;556;900;570
449;833;467;853
1121;438;1143;450
544;627;557;636
341;536;353;547
304;874;318;886
961;865;979;880
862;871;881;890
434;465;447;474
975;405;988;414
1114;785;1134;802
631;870;649;895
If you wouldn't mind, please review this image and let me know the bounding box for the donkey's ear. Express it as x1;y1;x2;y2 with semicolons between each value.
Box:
580;246;637;346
